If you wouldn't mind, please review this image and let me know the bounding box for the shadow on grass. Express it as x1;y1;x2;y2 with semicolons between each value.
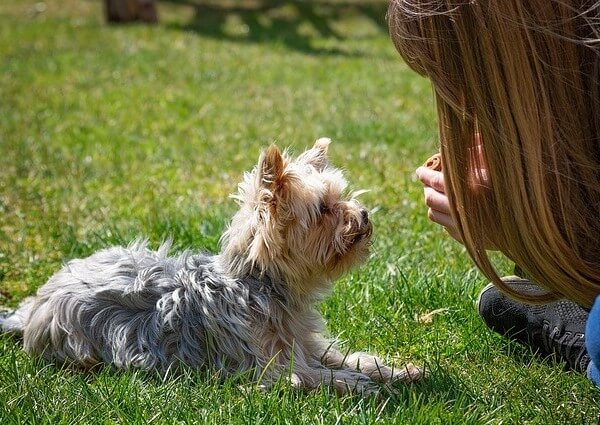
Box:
380;363;483;416
163;0;389;56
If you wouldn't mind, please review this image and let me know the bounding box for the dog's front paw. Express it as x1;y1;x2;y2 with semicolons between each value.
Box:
391;362;424;384
330;370;380;398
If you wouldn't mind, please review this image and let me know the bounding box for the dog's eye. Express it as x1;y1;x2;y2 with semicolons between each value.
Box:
319;202;329;214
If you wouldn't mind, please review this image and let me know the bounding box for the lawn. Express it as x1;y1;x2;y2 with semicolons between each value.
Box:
0;0;598;423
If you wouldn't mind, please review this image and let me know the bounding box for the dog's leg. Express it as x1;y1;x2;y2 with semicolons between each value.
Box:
343;352;423;384
318;345;423;384
293;364;380;397
256;344;379;396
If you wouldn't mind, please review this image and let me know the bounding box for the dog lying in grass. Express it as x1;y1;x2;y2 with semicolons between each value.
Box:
0;139;422;395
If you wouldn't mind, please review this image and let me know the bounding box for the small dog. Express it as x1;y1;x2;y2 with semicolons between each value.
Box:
1;139;422;395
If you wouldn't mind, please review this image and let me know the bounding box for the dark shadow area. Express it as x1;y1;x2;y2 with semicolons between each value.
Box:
163;0;389;56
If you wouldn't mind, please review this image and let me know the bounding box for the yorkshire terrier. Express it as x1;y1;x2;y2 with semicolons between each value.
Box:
0;139;422;395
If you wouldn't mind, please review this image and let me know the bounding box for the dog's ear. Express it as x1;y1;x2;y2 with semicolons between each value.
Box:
298;137;330;171
249;145;287;261
257;144;285;191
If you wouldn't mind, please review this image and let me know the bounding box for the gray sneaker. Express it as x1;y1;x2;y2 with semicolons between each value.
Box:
477;276;590;372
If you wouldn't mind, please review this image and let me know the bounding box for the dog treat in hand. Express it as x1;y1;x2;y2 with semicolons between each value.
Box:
423;152;442;172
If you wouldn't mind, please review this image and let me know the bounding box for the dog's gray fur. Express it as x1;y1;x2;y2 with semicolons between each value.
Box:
7;240;270;373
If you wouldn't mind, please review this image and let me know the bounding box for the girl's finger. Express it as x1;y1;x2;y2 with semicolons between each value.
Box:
428;209;464;244
423;186;451;214
416;167;445;193
427;208;454;228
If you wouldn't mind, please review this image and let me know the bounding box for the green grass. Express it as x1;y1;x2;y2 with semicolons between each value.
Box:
0;0;598;423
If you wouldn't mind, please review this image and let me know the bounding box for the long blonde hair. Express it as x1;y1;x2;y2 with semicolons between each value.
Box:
388;0;600;306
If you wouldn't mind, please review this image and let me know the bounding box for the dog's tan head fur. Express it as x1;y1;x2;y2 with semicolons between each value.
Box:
220;138;372;295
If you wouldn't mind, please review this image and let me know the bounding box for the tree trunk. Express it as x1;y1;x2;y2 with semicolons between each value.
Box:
104;0;158;24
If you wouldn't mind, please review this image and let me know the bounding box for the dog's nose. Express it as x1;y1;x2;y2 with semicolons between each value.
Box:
361;209;369;225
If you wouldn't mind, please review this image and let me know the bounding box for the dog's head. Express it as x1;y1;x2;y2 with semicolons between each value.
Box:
220;138;372;295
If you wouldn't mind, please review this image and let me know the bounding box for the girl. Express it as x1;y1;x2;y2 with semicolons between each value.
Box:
387;0;600;382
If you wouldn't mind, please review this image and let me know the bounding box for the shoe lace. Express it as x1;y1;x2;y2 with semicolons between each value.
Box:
541;321;589;370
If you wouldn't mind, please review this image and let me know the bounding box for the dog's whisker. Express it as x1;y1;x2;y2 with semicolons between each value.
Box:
350;189;371;199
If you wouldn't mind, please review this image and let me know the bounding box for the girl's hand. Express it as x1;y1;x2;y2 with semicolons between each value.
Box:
416;148;497;249
415;166;464;244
